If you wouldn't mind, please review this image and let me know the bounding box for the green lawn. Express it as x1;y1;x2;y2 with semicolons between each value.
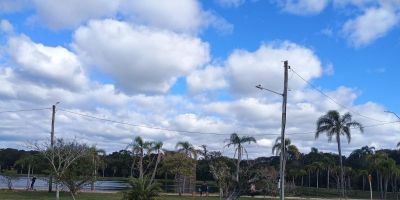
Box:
0;190;270;200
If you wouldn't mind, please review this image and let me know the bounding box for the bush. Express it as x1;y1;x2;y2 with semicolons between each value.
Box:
122;177;161;200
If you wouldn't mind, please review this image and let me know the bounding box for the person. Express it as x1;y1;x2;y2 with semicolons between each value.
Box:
250;183;256;197
30;176;37;190
200;181;207;196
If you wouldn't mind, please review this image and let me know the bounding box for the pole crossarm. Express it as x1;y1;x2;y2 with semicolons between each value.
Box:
255;84;283;96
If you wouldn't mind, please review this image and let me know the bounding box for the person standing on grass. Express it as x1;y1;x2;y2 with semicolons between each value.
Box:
200;181;207;196
30;176;37;190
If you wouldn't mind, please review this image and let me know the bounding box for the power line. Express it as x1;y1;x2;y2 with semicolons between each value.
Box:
0;107;51;114
290;67;387;123
57;108;399;137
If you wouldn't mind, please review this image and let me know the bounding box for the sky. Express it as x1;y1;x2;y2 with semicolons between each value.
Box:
0;0;399;157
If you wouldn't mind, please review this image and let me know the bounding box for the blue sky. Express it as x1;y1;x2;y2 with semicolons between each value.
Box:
0;0;400;156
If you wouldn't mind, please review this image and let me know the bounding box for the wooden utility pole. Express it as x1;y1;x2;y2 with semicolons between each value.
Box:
49;104;56;192
279;60;289;200
256;61;290;200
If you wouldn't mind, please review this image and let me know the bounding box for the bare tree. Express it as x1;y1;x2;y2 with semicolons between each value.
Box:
33;138;90;200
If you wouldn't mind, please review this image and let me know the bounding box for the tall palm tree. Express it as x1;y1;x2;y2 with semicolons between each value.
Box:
150;141;163;185
272;137;300;160
176;141;197;159
89;146;106;191
225;133;256;183
129;136;152;179
176;141;197;193
315;110;363;197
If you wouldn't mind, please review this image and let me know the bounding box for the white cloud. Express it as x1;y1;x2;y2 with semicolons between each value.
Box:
324;63;335;75
0;19;14;34
73;19;210;94
226;41;322;95
32;0;119;29
343;7;399;46
120;0;233;34
187;65;228;93
279;0;330;15
0;0;28;13
7;35;88;91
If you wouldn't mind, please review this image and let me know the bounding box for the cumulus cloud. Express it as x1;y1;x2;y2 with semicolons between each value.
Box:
278;0;330;15
226;41;322;96
7;35;88;91
73;19;210;94
31;0;119;29
343;7;399;46
119;0;233;34
0;19;14;34
0;0;28;13
187;66;228;93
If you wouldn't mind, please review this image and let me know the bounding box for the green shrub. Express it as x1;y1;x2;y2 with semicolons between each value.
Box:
122;177;161;200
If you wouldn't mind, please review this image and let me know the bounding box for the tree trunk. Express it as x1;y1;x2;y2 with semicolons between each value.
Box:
26;164;31;190
337;134;345;198
301;176;304;187
236;146;241;183
363;175;365;191
139;151;144;179
317;170;319;189
56;183;60;200
150;152;161;184
308;171;311;187
327;167;330;189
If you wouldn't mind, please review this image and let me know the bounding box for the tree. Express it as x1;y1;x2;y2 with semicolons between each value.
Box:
89;146;106;191
176;141;197;159
225;133;256;183
0;169;18;190
34;138;90;200
176;141;197;193
311;162;323;189
272;137;300;161
162;152;194;196
149;141;163;185
128;136;152;179
15;155;37;190
315;110;363;197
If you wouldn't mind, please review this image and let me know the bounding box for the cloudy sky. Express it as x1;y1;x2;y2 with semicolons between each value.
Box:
0;0;399;157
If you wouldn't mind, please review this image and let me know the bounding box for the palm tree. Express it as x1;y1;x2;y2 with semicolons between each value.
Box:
358;169;369;191
225;133;256;183
323;155;335;189
129;136;152;179
272;137;300;160
150;141;163;185
176;141;197;193
176;141;197;159
311;162;324;189
15;155;36;190
316;110;363;197
89;146;106;191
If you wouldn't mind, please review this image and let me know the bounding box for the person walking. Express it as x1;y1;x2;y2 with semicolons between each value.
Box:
200;181;207;196
30;176;37;190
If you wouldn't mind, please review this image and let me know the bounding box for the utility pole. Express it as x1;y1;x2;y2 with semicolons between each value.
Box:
256;61;289;200
49;102;59;192
279;60;289;200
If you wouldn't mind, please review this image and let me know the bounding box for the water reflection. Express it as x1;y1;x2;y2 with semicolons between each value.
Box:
0;176;129;191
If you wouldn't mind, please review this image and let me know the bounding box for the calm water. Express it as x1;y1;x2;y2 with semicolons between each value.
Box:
0;176;129;191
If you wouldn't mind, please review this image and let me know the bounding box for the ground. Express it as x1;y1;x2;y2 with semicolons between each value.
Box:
0;190;271;200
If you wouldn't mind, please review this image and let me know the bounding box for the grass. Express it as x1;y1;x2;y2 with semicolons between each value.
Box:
0;190;269;200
